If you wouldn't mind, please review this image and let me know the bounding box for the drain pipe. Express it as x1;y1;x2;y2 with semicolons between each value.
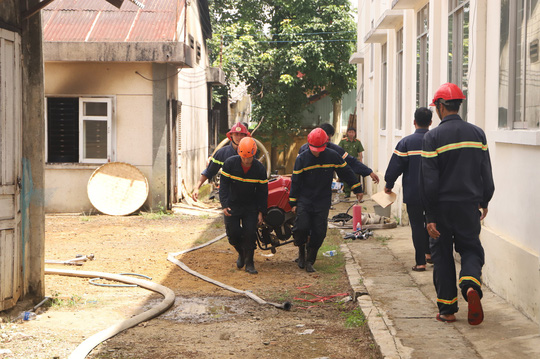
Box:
167;233;292;311
45;268;175;359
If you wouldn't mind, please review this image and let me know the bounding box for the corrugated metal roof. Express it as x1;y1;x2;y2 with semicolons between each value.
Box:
43;0;183;42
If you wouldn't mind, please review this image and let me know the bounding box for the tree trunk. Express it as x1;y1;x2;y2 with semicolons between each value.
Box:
332;99;342;143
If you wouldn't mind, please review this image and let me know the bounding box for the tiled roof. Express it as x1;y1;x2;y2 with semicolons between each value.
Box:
42;0;184;42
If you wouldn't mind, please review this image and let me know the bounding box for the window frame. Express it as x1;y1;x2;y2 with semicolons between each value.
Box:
396;28;404;131
448;0;470;121
499;0;540;131
79;97;112;164
416;4;429;108
381;42;388;131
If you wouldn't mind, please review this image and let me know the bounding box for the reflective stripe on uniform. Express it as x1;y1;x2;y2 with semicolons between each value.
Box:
293;162;347;175
210;157;224;165
422;141;487;158
437;296;458;305
221;171;269;184
459;276;482;287
393;149;422;157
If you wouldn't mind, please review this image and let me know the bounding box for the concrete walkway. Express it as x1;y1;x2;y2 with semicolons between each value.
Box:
332;199;540;359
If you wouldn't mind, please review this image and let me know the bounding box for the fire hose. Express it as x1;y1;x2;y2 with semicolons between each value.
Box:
44;268;175;359
167;233;292;311
44;231;290;358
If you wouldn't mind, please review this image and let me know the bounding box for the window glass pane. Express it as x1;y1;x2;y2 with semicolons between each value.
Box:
84;120;108;159
525;0;540;128
499;0;511;128
461;5;470;121
515;0;525;126
84;102;108;117
448;15;454;83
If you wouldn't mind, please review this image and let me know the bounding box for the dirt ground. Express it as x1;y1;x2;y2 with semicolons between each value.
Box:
0;200;381;359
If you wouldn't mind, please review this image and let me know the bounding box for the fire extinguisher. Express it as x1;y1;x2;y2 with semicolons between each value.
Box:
352;204;362;231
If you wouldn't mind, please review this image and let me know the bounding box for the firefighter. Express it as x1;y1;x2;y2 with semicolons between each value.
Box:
290;128;363;273
421;83;495;325
298;123;379;185
192;122;250;201
384;107;433;271
219;137;268;274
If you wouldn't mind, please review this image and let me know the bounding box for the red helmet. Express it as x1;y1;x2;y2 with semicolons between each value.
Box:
226;122;251;142
307;128;329;152
237;137;257;158
430;83;466;106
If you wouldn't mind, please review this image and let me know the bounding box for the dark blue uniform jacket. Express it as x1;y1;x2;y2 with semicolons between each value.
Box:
219;155;268;215
384;129;428;206
299;142;372;176
421;114;495;223
202;144;237;180
290;148;362;209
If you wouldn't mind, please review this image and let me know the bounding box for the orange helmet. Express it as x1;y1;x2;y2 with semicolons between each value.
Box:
226;122;251;143
307;128;328;152
430;83;466;106
237;137;257;158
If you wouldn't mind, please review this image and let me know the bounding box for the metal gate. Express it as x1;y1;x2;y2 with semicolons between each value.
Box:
0;29;23;311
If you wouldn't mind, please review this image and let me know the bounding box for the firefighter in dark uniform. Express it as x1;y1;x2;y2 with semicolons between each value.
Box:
192;122;250;201
290;128;363;273
421;83;495;325
298;123;379;184
219;137;268;274
384;107;433;271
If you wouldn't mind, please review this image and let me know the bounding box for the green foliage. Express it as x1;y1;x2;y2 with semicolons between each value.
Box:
209;0;357;150
342;307;367;327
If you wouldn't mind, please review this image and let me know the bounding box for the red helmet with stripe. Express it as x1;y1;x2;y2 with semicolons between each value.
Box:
307;128;329;152
226;122;251;142
430;83;466;106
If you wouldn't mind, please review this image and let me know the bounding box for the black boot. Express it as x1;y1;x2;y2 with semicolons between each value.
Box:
296;244;306;269
244;249;258;274
234;245;245;269
305;247;318;273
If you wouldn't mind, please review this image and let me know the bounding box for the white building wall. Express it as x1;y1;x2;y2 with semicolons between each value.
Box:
44;63;154;213
177;0;212;193
355;0;540;324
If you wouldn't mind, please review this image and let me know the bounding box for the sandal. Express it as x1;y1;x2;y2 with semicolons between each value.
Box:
467;289;484;325
411;265;426;272
436;313;456;323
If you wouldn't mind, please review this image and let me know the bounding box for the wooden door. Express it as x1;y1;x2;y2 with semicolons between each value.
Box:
0;29;23;311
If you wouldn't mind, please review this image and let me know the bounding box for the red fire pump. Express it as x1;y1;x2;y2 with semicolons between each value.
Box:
256;176;296;253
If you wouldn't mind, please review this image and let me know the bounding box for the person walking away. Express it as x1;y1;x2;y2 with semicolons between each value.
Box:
192;122;250;201
219;137;268;274
290;128;363;273
339;127;365;198
384;107;433;271
421;83;495;325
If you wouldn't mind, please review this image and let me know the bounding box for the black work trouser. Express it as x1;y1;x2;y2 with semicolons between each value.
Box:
292;203;330;252
406;204;430;266
224;206;258;250
430;202;484;315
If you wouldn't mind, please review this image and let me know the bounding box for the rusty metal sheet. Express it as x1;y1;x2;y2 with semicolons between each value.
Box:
42;0;182;42
128;10;177;41
43;10;99;41
87;10;138;42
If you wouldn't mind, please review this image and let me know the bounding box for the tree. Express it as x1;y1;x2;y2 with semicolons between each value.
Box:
208;0;357;169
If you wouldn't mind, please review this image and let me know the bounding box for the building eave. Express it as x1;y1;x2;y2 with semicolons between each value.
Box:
43;41;194;67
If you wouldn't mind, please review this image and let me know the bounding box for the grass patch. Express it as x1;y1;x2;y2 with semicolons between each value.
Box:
342;307;367;328
140;204;172;220
374;235;392;246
